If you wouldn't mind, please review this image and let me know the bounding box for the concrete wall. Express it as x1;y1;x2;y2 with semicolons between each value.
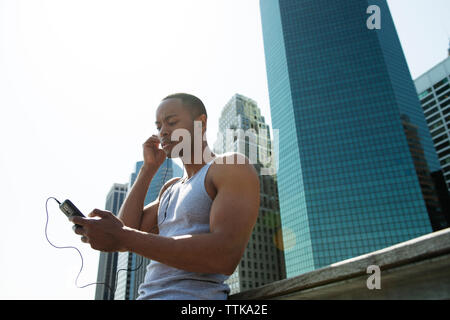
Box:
230;228;450;300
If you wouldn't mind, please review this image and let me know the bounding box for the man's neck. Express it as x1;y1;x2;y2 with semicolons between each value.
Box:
182;144;216;178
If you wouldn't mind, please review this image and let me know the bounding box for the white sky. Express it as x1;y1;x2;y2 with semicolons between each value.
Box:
0;0;449;299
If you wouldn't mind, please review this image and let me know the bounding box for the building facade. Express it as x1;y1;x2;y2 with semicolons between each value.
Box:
114;159;183;300
214;93;286;294
414;53;450;228
259;0;444;278
95;183;128;300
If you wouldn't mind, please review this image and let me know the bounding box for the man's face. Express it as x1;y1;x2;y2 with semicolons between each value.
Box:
155;98;205;158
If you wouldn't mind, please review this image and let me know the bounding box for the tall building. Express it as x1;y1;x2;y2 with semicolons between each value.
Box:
114;159;183;300
259;0;445;278
414;50;450;227
214;94;274;172
214;93;286;294
94;183;128;300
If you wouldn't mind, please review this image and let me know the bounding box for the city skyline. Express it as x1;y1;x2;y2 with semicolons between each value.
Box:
1;0;450;299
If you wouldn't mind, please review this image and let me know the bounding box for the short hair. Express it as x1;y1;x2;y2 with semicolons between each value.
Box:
162;93;207;119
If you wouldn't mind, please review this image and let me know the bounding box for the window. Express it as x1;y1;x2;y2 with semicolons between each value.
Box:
439;93;450;102
436;84;450;97
433;77;449;90
421;94;435;105
427;113;441;124
440;156;450;167
440;98;450;109
418;88;432;100
443;106;450;115
436;141;450;151
422;100;436;111
438;148;450;159
424;107;439;118
430;120;444;131
433;133;448;145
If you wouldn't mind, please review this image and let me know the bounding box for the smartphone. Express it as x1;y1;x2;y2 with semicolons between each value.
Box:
59;199;85;219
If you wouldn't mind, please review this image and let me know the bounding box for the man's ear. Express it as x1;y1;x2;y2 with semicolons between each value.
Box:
195;114;207;134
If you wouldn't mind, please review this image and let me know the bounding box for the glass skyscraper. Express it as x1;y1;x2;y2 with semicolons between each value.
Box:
259;0;444;278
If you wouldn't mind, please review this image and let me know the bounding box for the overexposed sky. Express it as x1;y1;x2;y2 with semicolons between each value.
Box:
0;0;449;299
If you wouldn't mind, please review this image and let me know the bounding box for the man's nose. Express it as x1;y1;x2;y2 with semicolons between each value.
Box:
159;125;170;138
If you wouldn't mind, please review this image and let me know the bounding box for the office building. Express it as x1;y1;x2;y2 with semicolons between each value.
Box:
414;54;450;187
259;0;446;278
114;159;183;300
414;49;450;227
94;183;128;300
214;93;286;294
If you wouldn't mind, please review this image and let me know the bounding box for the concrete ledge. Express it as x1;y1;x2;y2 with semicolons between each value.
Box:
230;228;450;300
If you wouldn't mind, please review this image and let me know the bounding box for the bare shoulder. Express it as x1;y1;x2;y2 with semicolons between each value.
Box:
211;152;259;185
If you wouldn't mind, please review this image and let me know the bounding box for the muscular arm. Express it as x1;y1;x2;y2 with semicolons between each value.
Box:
117;165;157;230
120;156;260;275
118;134;167;230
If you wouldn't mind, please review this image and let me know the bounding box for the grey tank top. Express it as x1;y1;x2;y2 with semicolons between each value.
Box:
136;158;230;300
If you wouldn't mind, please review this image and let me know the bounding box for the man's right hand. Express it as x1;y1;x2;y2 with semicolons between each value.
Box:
142;135;166;169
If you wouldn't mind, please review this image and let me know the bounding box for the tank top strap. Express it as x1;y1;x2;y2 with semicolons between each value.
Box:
194;157;216;183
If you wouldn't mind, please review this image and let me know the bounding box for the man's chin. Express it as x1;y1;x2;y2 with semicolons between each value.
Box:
165;148;182;159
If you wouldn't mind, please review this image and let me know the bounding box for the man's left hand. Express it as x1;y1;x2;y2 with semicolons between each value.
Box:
70;209;128;252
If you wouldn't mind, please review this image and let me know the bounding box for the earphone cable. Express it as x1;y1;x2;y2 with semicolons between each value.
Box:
44;159;178;297
45;196;115;293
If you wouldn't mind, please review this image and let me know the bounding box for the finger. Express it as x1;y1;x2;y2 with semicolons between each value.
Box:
72;224;84;235
146;138;161;147
144;135;160;144
69;216;89;226
143;140;160;149
88;209;111;219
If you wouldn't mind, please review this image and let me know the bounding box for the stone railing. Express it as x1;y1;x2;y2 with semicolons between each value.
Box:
230;228;450;300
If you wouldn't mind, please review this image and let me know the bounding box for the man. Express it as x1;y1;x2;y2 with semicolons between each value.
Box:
71;93;260;299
